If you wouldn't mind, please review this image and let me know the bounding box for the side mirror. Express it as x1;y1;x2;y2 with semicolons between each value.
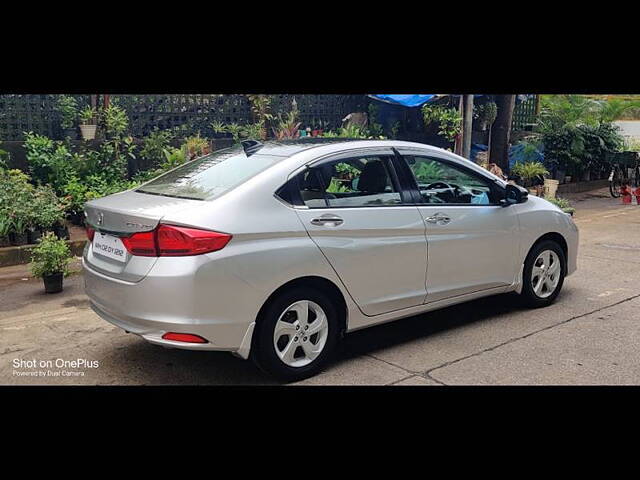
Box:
501;183;528;206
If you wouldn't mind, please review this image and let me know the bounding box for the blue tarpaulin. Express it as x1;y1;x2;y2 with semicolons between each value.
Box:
369;94;535;108
470;143;545;169
368;94;438;107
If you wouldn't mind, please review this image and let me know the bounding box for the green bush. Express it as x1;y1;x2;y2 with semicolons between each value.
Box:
0;168;34;236
511;162;549;182
422;104;462;142
30;232;72;277
0;167;67;236
140;128;173;167
102;104;129;139
57;96;79;130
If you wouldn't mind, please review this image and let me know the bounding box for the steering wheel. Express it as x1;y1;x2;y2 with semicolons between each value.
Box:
426;181;455;192
424;181;458;203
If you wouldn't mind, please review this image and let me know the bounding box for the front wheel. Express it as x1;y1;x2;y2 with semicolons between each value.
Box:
521;240;566;308
251;287;339;382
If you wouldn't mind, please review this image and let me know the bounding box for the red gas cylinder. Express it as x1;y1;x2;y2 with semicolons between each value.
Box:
621;185;632;204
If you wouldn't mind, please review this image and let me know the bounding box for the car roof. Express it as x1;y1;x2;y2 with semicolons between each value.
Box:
237;138;454;158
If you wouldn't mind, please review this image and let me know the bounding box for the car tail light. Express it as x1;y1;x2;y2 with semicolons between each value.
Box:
121;231;157;257
162;332;208;344
157;225;232;256
120;225;232;257
86;226;95;242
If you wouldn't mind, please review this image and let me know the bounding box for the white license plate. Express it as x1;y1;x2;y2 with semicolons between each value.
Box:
92;232;127;263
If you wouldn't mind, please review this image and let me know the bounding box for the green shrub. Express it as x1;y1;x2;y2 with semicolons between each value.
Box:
511;162;549;182
102;104;129;139
0;168;34;235
140;128;174;167
422;104;462;142
31;185;66;230
30;232;72;277
57;96;79;130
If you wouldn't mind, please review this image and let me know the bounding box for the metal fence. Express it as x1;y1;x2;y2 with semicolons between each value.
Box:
512;95;538;131
0;94;368;141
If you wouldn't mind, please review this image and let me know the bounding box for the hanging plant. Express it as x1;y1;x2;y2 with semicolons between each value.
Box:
421;104;462;142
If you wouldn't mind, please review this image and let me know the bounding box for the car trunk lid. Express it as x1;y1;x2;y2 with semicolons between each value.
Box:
84;190;203;282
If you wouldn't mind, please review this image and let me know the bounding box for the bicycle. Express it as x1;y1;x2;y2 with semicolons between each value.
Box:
609;152;640;198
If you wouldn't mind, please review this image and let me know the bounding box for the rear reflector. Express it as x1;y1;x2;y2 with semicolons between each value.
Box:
119;225;232;257
162;332;208;344
86;226;95;242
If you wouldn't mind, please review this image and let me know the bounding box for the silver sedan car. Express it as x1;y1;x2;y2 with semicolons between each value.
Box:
83;139;578;381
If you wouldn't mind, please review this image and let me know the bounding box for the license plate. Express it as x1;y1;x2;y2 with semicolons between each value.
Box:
92;232;127;263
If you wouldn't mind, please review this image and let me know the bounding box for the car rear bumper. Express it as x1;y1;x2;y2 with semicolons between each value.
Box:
83;258;254;353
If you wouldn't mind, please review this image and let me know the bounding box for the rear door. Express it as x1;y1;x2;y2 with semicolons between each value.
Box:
293;148;428;316
395;148;520;303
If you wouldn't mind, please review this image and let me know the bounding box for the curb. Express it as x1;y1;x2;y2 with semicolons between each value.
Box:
0;240;86;268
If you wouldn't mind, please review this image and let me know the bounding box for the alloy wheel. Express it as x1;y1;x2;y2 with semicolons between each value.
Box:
531;249;561;299
272;300;329;368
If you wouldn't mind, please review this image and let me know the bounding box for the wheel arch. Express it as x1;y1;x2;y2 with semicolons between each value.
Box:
253;275;349;344
530;232;568;262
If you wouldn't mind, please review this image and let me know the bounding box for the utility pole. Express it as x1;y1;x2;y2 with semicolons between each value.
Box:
462;94;474;159
489;95;516;171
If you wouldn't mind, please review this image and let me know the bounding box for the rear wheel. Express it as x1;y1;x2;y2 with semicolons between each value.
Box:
521;240;566;308
610;167;622;197
252;287;339;382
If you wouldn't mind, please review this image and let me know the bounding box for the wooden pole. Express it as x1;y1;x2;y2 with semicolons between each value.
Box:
462;94;474;159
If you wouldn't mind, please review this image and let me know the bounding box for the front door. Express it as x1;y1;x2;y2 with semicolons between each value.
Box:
396;149;520;303
294;149;428;316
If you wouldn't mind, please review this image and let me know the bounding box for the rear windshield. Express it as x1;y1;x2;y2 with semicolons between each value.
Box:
136;147;283;200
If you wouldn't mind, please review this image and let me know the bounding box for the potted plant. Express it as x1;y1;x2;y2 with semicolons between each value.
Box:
79;106;98;141
0;213;10;247
54;220;70;240
9;212;28;245
30;232;73;294
57;95;79;140
511;161;549;196
547;196;576;216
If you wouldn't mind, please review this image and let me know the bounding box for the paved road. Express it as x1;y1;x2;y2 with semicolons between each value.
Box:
2;188;639;385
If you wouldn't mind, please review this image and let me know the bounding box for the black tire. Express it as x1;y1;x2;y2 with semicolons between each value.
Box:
610;170;622;198
521;240;566;308
251;286;340;382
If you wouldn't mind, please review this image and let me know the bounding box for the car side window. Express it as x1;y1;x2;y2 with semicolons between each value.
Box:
403;155;500;205
299;155;402;208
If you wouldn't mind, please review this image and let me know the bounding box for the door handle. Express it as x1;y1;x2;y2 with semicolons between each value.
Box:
311;215;344;226
425;213;451;225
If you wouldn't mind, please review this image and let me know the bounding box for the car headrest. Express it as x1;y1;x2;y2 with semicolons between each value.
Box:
357;160;388;193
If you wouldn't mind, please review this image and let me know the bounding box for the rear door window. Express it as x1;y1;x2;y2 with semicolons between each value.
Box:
298;155;402;208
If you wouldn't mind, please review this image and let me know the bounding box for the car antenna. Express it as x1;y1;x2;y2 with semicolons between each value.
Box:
241;139;263;157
